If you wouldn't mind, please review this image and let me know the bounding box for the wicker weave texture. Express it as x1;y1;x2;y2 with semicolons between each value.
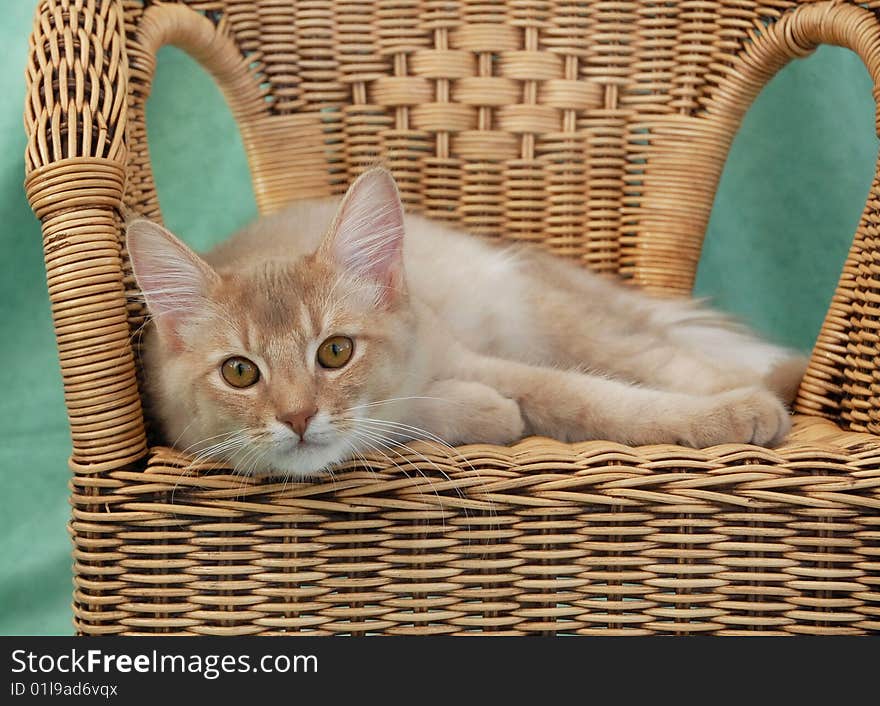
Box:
22;0;880;634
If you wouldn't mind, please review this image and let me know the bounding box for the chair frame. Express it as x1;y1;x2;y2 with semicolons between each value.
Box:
24;0;880;635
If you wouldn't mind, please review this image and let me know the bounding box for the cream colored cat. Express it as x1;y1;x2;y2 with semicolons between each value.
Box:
127;167;806;477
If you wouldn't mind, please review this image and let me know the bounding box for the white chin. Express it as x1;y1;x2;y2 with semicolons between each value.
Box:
239;439;352;479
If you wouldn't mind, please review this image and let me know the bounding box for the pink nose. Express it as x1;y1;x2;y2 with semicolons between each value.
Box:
277;406;317;437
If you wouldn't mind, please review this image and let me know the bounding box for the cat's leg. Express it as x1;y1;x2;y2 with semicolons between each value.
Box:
405;379;526;446
548;308;805;401
614;336;806;401
451;351;791;447
520;255;806;400
663;318;808;401
534;301;800;399
589;334;767;397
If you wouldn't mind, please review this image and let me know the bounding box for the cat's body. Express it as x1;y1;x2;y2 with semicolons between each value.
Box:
129;168;806;478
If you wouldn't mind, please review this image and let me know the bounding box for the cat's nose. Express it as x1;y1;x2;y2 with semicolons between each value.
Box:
277;406;318;438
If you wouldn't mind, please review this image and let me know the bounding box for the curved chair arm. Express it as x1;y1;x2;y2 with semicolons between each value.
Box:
693;1;880;434
24;0;146;470
787;3;880;435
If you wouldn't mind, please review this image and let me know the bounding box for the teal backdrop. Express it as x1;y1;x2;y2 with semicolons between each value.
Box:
1;0;877;634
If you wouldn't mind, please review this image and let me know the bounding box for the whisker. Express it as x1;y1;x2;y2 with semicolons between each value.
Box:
350;417;496;541
355;417;459;449
342;396;459;412
168;428;254;503
343;428;422;498
345;423;472;525
335;438;387;488
345;428;447;530
350;424;465;498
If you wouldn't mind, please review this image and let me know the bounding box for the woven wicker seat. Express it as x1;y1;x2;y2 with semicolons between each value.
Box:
24;0;880;635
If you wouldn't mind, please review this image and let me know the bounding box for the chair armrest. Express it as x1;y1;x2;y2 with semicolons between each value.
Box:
691;0;880;434
24;0;147;469
786;3;880;433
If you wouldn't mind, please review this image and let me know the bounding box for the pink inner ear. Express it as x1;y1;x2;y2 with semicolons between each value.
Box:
330;169;405;296
126;219;216;342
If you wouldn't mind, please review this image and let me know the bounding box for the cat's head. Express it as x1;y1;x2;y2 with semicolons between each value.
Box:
127;168;422;478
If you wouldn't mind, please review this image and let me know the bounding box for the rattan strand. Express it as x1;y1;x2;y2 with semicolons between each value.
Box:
23;0;880;634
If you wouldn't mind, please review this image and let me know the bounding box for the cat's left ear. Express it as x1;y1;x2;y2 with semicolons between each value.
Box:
321;167;406;305
126;219;219;346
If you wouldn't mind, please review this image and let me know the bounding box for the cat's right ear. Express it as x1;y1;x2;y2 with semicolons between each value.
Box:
126;219;218;345
320;167;406;306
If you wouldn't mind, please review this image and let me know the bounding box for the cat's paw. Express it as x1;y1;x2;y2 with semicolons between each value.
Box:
681;387;791;448
421;380;526;446
456;382;526;445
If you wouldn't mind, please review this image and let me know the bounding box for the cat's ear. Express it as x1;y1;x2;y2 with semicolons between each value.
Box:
126;219;218;344
321;167;406;304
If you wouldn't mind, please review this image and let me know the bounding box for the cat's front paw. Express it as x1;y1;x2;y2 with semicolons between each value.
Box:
461;385;526;445
421;380;526;446
681;387;791;448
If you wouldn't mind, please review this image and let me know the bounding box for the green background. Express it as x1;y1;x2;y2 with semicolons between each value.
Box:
0;0;876;634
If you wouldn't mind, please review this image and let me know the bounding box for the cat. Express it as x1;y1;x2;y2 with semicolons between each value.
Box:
127;167;807;478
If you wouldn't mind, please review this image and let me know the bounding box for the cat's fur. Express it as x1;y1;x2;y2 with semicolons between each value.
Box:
127;167;806;478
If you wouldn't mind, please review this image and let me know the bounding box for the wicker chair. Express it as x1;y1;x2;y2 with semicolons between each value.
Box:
24;0;880;636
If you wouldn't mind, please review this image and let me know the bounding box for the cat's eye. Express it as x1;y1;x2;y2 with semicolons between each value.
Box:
317;336;354;369
221;357;260;388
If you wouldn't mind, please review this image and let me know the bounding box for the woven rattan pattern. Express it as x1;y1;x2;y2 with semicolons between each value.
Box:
23;0;880;634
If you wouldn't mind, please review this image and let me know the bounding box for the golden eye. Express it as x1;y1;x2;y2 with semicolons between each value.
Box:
317;336;354;369
221;357;260;388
